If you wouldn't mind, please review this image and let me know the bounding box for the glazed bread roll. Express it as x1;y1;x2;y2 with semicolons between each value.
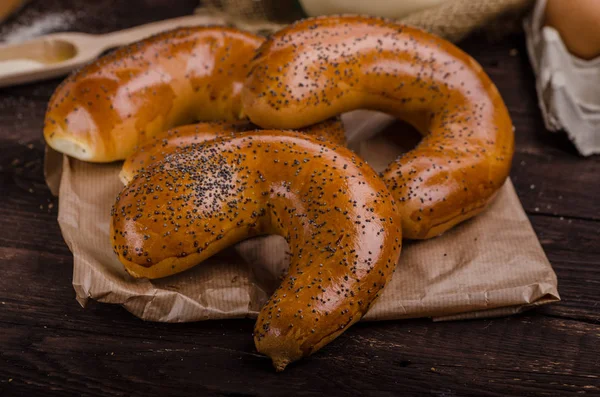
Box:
242;15;514;239
43;26;264;162
111;130;402;370
119;118;347;185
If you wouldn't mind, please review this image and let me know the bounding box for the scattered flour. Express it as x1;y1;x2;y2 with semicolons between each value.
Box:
1;12;75;44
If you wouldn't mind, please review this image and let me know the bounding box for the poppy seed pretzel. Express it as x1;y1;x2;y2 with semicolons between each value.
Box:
44;26;264;162
242;15;515;239
110;130;402;371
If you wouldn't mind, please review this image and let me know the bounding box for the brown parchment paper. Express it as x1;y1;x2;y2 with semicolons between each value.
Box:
44;109;559;323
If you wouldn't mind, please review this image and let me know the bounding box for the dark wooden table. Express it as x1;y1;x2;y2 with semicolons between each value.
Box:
1;1;599;396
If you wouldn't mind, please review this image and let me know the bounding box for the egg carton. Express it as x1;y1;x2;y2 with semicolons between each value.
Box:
524;0;600;156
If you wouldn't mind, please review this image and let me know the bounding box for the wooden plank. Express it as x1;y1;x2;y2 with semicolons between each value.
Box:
0;167;66;255
0;1;598;395
0;95;46;143
511;153;600;221
530;215;600;323
1;314;598;396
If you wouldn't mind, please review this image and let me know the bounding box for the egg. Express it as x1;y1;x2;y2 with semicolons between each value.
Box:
544;0;600;60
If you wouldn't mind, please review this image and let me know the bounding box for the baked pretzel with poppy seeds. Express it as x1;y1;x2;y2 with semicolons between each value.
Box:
110;130;402;371
44;26;264;162
242;15;515;239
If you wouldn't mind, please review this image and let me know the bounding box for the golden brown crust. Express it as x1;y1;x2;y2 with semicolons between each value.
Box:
44;26;264;162
110;130;402;370
119;118;347;185
242;15;515;239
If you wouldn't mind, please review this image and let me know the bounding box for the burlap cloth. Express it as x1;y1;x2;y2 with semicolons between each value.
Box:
199;0;534;42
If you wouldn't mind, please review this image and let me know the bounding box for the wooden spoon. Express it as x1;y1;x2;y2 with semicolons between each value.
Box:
0;14;228;88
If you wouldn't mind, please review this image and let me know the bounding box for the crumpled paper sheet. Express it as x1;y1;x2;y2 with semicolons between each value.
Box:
524;0;600;156
45;110;560;323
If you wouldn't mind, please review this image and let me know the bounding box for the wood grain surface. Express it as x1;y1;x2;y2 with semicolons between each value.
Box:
0;1;598;396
